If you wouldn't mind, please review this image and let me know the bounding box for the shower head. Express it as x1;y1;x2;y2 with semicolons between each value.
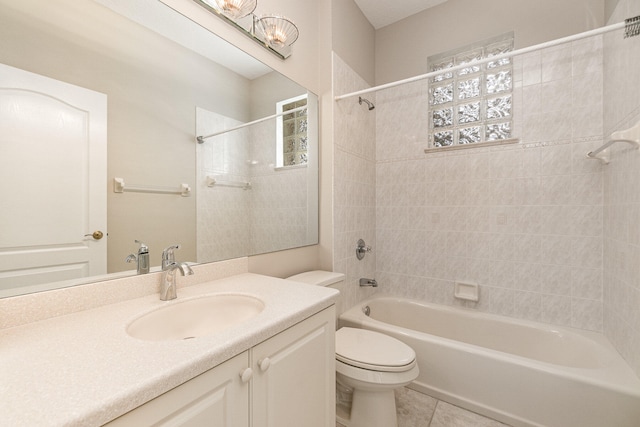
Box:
358;96;375;111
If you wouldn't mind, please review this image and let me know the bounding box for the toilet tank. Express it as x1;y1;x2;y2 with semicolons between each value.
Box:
287;270;345;321
286;270;345;287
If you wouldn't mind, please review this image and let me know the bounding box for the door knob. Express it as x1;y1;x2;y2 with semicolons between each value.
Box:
85;231;104;240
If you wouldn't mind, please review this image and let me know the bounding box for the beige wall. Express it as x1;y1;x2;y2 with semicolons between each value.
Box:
375;0;605;84
331;0;376;86
605;0;623;20
249;72;307;120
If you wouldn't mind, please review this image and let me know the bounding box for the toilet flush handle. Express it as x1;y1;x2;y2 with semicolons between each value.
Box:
259;357;271;372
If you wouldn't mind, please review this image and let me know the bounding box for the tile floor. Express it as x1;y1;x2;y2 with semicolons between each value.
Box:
337;387;510;427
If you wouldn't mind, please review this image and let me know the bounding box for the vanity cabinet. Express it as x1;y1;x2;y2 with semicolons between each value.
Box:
106;307;335;426
251;307;335;427
105;352;249;426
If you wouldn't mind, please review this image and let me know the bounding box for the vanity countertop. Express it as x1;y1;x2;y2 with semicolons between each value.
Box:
0;273;338;426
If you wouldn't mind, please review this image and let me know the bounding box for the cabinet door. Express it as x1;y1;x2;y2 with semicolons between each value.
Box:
252;307;336;427
105;352;249;427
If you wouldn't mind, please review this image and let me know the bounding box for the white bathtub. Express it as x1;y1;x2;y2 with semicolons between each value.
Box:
339;295;640;427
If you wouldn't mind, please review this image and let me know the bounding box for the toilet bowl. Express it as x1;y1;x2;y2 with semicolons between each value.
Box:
335;327;419;427
285;271;419;427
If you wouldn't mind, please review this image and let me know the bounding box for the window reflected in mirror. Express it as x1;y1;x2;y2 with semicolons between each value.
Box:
277;94;308;167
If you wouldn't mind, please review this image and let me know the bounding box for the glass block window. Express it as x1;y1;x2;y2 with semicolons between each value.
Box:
276;94;308;167
428;33;514;148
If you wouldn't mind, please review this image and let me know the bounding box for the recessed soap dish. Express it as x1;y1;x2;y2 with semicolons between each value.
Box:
454;281;479;302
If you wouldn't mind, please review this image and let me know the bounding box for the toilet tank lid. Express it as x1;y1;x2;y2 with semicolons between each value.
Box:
286;270;345;286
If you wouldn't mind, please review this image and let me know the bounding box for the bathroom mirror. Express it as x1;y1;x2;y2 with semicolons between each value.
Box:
0;0;318;298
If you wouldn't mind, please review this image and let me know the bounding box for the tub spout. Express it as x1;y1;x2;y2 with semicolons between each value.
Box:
359;278;378;287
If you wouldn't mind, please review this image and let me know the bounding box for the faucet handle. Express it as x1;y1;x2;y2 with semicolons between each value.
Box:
162;244;181;269
134;240;148;254
356;239;372;260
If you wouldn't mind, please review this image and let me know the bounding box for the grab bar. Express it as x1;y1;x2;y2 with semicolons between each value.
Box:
206;176;252;190
113;177;191;197
586;120;640;164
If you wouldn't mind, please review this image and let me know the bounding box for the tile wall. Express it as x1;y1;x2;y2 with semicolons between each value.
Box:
196;108;251;261
248;120;310;255
332;53;377;315
196;109;309;261
373;36;606;331
603;0;640;376
331;0;640;383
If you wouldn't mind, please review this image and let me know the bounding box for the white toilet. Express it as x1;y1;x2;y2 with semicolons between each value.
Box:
286;271;420;427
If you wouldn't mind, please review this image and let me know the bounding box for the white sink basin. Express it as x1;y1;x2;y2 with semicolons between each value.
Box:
127;294;265;341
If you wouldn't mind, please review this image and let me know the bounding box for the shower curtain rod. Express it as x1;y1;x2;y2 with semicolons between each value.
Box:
197;105;307;143
334;20;628;101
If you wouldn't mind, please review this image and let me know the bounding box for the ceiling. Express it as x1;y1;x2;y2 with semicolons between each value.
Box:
354;0;449;29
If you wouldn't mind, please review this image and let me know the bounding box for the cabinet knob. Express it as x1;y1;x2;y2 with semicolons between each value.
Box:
259;357;271;372
240;367;253;383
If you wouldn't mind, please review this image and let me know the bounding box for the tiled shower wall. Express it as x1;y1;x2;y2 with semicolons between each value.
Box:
603;0;640;376
333;53;377;315
197;108;250;262
331;1;640;377
196;110;309;262
248;121;310;255
374;37;606;331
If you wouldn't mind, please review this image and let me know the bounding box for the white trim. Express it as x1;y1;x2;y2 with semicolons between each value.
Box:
274;164;308;172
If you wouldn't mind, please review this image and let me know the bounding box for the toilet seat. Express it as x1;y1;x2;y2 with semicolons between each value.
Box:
335;327;416;373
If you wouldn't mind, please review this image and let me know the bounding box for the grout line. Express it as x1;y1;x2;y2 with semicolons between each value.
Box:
427;400;440;426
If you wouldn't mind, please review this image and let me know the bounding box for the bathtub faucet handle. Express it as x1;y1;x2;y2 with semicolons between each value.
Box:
356;239;372;260
359;278;378;287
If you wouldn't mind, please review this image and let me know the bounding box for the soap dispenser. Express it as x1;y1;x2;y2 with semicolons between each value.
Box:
125;240;150;274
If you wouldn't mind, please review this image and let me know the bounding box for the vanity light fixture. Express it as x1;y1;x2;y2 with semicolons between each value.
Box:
193;0;299;59
201;0;256;20
256;15;299;49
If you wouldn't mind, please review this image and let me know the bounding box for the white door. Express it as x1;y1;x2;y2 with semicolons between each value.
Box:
0;63;107;294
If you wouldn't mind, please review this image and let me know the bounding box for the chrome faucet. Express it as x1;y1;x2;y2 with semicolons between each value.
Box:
160;245;193;301
161;244;180;270
125;240;150;274
359;278;378;287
